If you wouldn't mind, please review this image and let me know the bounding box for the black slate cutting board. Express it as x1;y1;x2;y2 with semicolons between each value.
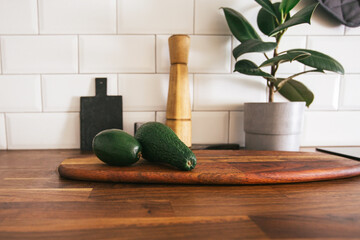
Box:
80;78;123;151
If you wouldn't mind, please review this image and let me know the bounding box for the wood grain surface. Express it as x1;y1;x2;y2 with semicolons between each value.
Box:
166;34;192;147
2;149;360;239
58;150;360;184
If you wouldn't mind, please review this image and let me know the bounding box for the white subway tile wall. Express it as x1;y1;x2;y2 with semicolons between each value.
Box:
1;36;78;74
118;0;193;34
274;74;341;110
339;75;360;110
192;112;229;144
194;0;259;35
38;0;117;34
194;74;266;110
302;111;360;146
0;0;38;34
307;36;360;73
285;0;345;36
0;0;359;149
79;35;155;73
346;26;360;35
156;35;232;73
6;113;80;149
42;74;118;112
155;111;230;144
155;111;166;124
0;113;6;149
123;112;155;136
299;75;341;111
118;74;194;111
0;75;42;112
229;111;245;146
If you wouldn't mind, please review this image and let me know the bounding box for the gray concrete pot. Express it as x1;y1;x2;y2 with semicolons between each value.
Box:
244;102;305;151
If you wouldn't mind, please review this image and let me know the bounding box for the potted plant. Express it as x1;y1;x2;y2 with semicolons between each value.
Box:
222;0;344;151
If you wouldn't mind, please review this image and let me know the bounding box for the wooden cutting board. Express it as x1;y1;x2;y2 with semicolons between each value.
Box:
58;150;360;185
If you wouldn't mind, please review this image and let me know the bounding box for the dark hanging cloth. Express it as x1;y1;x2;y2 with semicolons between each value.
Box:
316;0;360;27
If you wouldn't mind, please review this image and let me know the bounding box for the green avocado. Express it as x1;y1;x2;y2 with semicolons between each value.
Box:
134;122;196;171
92;129;142;166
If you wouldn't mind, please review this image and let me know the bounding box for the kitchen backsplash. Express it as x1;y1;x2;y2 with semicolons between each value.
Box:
0;0;359;149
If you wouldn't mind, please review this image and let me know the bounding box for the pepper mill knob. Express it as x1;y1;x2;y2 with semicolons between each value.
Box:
169;35;190;65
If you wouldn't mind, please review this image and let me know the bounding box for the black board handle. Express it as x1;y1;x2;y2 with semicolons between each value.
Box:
96;78;107;97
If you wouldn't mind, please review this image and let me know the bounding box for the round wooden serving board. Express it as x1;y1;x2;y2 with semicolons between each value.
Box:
58;150;360;185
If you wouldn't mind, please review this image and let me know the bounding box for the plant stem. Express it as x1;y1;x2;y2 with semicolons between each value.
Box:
269;46;278;102
276;69;323;90
268;30;285;102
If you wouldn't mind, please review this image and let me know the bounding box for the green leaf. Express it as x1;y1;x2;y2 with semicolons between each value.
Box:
255;0;277;18
234;60;274;78
257;2;291;36
280;0;301;14
259;51;311;68
276;69;325;89
222;7;261;42
233;39;277;59
289;49;345;74
269;3;318;36
276;78;314;107
257;2;281;36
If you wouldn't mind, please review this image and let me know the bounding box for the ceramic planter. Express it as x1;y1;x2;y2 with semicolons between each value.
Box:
244;102;305;151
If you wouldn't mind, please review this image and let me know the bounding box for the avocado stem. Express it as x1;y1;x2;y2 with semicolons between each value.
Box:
187;160;192;167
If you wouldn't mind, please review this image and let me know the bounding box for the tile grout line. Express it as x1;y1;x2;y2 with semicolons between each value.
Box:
192;73;195;111
116;0;119;34
155;35;157;73
304;35;309;72
336;75;343;111
1;71;340;75
36;0;41;35
77;35;80;74
227;110;230;144
0;37;3;74
339;26;345;111
1;72;153;76
305;35;309;51
230;36;233;73
40;74;44;112
115;74;119;95
4;113;9;150
4;111;81;114
193;0;196;35
0;33;282;37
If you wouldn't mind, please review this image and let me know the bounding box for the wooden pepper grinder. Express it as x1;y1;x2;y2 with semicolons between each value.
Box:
166;35;191;147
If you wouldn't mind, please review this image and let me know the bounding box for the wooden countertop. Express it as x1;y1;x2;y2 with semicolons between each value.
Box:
1;149;360;239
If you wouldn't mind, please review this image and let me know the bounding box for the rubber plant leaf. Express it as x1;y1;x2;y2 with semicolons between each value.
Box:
276;78;314;107
233;39;277;59
280;0;301;14
276;69;325;89
259;51;311;68
222;7;261;42
257;2;283;36
289;49;345;74
255;0;278;18
234;60;274;79
269;3;318;36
